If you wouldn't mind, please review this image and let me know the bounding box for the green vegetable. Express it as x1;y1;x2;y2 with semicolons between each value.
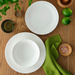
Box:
13;0;17;2
62;17;71;25
16;3;19;5
0;0;32;20
6;5;9;8
30;0;32;2
17;6;21;10
15;7;17;11
28;1;31;6
28;0;33;6
0;15;2;21
2;9;6;15
0;0;3;3
0;0;21;21
0;3;3;7
63;8;72;17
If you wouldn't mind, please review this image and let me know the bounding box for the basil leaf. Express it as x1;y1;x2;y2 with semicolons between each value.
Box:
15;7;17;11
2;8;6;15
13;0;17;2
15;0;19;3
28;1;31;6
0;10;2;12
4;6;7;12
17;6;21;10
7;6;10;9
0;0;20;21
6;4;9;8
0;2;3;7
0;0;3;3
16;3;19;6
0;15;2;21
3;0;8;4
2;11;6;15
8;0;14;4
6;0;8;4
13;0;19;3
30;0;32;2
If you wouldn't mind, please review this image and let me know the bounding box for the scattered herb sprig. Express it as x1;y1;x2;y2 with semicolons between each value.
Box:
0;0;32;21
0;0;21;21
28;0;32;6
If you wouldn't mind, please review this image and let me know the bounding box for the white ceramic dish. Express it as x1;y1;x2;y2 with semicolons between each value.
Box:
5;32;46;73
12;39;40;68
25;1;59;35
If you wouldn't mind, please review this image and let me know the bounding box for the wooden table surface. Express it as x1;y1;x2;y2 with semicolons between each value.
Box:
0;0;75;75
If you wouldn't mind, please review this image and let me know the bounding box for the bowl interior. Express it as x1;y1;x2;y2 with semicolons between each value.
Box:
12;39;40;68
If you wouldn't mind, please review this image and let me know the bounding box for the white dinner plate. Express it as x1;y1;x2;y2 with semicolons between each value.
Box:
5;32;46;73
25;1;59;35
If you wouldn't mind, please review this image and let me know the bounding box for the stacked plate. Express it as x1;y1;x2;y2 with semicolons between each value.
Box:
5;32;46;73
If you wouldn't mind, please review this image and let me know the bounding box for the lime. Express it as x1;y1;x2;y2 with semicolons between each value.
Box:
63;8;72;17
62;17;71;25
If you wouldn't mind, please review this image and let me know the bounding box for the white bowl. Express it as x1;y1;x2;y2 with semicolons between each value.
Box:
12;39;40;68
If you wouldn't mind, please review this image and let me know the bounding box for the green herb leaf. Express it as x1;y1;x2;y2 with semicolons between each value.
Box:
0;2;3;7
13;0;17;2
4;6;10;12
15;0;19;3
6;0;9;4
0;10;2;12
17;6;21;10
15;7;17;11
0;0;20;21
8;0;14;4
7;6;10;9
2;11;6;15
4;6;7;12
6;4;9;8
0;15;2;21
2;9;6;15
28;1;31;6
0;0;3;3
16;3;19;6
30;0;32;2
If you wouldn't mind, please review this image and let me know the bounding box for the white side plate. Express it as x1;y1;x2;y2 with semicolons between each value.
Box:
25;1;59;35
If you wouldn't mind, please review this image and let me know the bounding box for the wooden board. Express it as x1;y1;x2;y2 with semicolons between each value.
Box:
0;0;75;75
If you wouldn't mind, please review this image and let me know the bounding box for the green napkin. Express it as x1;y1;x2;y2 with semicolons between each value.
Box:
43;34;72;75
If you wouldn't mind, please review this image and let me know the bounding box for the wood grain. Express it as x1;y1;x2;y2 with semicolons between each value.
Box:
0;0;75;75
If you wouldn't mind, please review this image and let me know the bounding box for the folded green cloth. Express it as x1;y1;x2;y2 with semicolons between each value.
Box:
43;34;72;75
